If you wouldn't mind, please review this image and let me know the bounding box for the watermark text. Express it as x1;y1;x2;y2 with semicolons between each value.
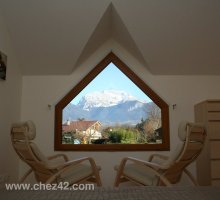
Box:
5;182;94;191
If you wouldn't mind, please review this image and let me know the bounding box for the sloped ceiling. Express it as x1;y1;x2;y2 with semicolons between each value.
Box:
0;0;220;75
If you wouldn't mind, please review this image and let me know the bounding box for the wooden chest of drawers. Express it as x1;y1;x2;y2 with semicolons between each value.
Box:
195;100;220;186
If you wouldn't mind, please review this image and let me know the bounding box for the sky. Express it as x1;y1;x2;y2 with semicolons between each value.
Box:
71;63;152;105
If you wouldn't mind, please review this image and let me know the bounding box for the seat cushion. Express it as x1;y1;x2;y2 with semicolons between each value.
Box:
115;164;159;186
58;164;94;184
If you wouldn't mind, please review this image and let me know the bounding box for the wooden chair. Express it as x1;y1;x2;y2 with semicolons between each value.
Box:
114;121;206;187
11;120;102;186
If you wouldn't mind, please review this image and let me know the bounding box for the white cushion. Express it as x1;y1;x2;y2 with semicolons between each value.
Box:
11;120;36;140
116;164;158;186
58;164;94;184
25;120;36;140
178;121;188;141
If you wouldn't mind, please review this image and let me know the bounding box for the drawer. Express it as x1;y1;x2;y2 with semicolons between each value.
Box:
208;112;220;120
210;141;220;159
212;180;220;187
207;102;220;111
208;122;220;139
211;160;220;178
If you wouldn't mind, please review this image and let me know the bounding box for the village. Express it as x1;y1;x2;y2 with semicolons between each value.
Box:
62;119;162;145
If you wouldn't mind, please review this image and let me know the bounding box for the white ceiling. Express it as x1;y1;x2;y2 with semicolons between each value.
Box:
0;0;220;75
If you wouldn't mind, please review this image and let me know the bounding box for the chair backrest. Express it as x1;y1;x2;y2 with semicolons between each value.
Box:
11;121;53;182
160;121;206;184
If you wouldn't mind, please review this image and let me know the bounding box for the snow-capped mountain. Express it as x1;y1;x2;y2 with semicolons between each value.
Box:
78;90;138;110
63;90;151;125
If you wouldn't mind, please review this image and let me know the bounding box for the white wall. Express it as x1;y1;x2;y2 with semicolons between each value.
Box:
21;41;220;186
0;14;22;181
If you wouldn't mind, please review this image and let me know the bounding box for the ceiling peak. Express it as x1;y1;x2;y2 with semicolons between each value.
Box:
74;2;149;71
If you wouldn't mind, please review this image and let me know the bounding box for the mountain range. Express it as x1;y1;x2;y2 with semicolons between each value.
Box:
63;90;150;125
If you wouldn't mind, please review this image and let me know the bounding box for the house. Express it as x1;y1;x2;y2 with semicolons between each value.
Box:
63;120;102;143
0;1;220;186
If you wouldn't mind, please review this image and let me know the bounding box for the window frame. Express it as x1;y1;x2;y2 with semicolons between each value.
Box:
55;52;170;151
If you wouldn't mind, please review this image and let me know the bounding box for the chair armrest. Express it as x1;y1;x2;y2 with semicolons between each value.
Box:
148;154;169;162
47;154;69;162
47;157;91;169
122;157;163;170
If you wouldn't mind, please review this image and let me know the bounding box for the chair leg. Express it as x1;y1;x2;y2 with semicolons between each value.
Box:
95;173;102;186
19;169;33;183
114;158;129;187
88;159;102;186
183;169;199;186
114;169;124;187
114;174;120;187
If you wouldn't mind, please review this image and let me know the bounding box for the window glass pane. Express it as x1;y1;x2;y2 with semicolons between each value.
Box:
62;63;162;145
